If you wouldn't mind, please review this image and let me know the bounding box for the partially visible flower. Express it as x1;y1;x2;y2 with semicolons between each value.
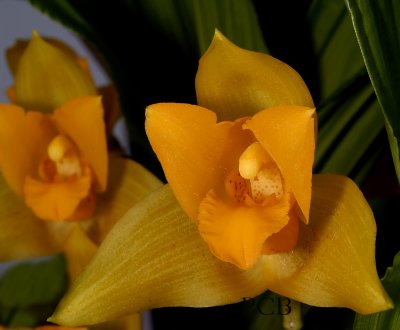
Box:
0;32;156;330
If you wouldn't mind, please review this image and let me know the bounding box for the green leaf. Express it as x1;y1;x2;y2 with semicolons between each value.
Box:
353;251;400;329
0;255;67;326
0;255;67;308
346;0;400;183
308;0;365;102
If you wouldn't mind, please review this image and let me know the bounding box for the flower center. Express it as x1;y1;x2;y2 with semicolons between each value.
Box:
226;142;283;205
40;134;82;181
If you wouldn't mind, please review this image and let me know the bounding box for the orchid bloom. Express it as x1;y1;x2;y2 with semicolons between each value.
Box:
0;33;161;330
49;32;392;327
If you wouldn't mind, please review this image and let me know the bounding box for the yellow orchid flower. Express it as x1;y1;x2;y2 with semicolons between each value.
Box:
48;32;392;327
0;33;161;330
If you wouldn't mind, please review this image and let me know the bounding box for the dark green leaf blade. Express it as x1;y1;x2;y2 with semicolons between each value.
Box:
346;0;400;183
0;255;67;326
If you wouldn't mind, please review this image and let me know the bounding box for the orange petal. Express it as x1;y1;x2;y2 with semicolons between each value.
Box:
262;208;299;254
23;168;91;221
244;105;315;222
0;104;57;195
15;32;96;113
198;190;291;269
52;96;108;192
195;31;314;121
145;103;253;220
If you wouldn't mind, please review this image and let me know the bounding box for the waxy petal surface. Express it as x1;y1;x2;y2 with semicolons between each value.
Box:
244;106;315;222
261;174;392;314
145;103;253;220
198;190;291;269
52;97;108;192
50;176;391;326
15;32;96;112
196;31;314;120
0;104;57;195
23;171;91;221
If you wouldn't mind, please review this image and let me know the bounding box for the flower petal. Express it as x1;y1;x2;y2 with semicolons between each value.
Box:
145;103;253;220
0;104;57;195
49;177;392;326
63;224;98;281
261;174;393;314
14;32;96;113
52;96;108;192
23;168;92;221
82;157;163;244
0;176;62;261
49;185;272;326
195;31;314;120
244;106;315;222
262;209;299;254
198;190;291;269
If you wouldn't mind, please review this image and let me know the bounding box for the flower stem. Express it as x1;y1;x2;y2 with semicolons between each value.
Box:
283;299;302;330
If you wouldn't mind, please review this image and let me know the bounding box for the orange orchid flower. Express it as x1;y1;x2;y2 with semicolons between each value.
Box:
48;32;392;327
0;32;156;330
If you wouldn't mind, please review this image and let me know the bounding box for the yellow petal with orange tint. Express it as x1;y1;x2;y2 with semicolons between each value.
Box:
198;190;291;269
261;174;392;314
52;96;108;192
244;106;315;222
49;177;391;326
145;102;253;220
0;104;57;195
15;32;96;113
195;31;314;121
63;224;98;281
23;169;91;221
0;175;63;261
83;157;163;244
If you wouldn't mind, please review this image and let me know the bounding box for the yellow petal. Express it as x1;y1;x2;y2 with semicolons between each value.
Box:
261;174;392;314
89;314;141;330
195;31;314;120
23;168;92;221
49;177;391;325
198;190;291;269
0;104;57;195
6;37;80;77
244;106;315;222
145;102;253;220
82;157;162;244
52;96;108;192
15;31;96;112
49;185;272;326
63;224;98;281
0;176;62;261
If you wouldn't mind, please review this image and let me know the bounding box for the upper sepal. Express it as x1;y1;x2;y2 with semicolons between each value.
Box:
195;30;314;121
14;31;96;112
